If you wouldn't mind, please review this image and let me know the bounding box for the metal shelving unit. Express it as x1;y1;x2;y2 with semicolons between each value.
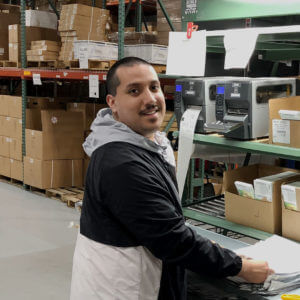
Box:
182;134;300;239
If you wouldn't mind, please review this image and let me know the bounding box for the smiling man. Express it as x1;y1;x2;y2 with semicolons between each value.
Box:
70;57;272;300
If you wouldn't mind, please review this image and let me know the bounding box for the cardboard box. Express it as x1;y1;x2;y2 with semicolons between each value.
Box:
269;96;300;148
0;5;20;60
7;96;22;118
0;116;5;136
31;40;60;47
9;43;20;62
27;54;59;61
9;138;22;160
24;156;83;189
27;97;65;109
31;43;61;52
224;164;300;234
0;156;11;177
10;159;23;181
0;136;10;157
282;207;300;242
3;117;13;137
26;110;84;160
0;95;9;116
9;25;59;46
27;49;59;56
10;118;22;140
60;4;108;18
67;103;106;130
26;109;42;131
8;24;18;43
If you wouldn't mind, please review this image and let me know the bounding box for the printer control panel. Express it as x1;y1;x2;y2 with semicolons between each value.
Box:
216;85;225;121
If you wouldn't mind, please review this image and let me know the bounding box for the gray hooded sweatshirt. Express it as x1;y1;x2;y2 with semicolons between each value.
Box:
83;107;175;167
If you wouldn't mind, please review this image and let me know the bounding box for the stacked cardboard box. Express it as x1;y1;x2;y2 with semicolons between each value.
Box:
156;0;181;45
8;24;59;62
25;108;84;189
58;4;110;62
27;40;60;62
0;95;23;181
66;103;107;184
0;4;20;60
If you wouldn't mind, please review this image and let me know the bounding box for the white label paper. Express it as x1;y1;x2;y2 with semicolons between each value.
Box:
272;119;290;144
33;73;42;85
176;107;201;198
79;58;88;69
224;28;258;69
89;75;99;98
166;31;206;76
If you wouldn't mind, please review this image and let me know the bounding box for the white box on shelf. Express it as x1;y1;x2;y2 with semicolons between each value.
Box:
25;10;57;30
124;44;168;64
74;41;118;61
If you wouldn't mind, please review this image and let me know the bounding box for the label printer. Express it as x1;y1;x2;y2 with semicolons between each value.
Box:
175;77;296;140
174;77;240;133
206;77;296;139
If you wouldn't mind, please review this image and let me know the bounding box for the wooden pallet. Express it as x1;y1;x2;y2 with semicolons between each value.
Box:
27;60;58;68
70;59;116;71
0;175;23;187
0;60;21;68
27;185;84;207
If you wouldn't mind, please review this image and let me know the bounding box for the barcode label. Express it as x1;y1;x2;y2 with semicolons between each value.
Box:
272;119;290;144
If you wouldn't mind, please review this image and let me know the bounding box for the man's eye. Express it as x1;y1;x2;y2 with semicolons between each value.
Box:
151;85;159;91
129;88;139;95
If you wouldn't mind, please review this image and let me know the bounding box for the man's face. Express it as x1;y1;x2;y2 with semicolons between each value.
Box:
107;64;166;140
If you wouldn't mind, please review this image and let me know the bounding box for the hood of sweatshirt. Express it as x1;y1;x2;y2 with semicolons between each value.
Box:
83;108;176;167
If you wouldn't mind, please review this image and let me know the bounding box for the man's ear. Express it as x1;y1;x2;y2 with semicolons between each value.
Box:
106;94;116;113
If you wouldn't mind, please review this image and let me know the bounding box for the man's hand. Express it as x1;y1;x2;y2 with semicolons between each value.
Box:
237;258;274;283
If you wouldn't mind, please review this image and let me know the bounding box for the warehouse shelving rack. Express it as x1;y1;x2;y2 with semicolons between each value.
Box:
175;0;300;239
0;0;298;239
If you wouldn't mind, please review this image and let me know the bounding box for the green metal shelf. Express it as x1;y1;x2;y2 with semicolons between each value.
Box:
183;208;272;240
193;134;300;161
182;0;300;22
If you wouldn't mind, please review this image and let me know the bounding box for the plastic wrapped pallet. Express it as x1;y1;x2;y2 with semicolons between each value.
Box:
124;44;168;64
73;40;117;68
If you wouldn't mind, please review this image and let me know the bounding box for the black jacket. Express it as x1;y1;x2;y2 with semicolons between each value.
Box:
80;142;242;299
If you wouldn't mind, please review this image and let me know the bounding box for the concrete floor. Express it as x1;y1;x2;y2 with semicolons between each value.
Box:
0;181;80;300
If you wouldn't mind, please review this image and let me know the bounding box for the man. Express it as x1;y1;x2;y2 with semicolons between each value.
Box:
70;57;272;300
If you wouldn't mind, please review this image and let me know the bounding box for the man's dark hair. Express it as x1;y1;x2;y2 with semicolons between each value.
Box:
106;57;152;96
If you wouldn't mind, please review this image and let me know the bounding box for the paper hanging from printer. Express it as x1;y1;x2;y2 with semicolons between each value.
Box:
176;107;201;198
166;31;206;76
224;28;259;69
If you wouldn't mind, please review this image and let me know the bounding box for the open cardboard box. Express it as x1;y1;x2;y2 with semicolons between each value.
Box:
224;164;300;234
281;176;300;242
